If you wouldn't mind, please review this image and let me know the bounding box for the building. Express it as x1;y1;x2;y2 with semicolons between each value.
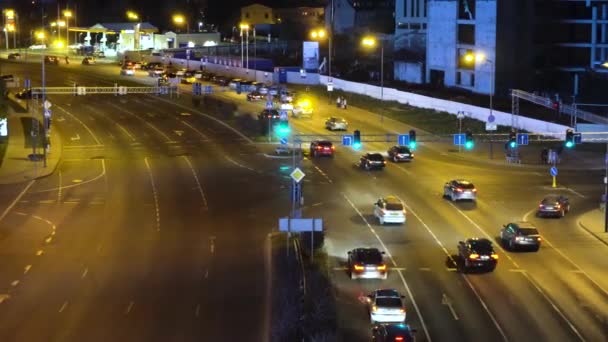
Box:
241;3;276;25
326;0;395;35
395;0;428;54
274;6;325;30
70;22;159;54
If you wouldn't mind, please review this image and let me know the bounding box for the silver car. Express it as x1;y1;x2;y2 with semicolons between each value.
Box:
443;179;477;201
366;289;406;324
325;117;348;131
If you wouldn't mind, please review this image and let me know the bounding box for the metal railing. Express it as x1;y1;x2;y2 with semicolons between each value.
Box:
30;85;178;96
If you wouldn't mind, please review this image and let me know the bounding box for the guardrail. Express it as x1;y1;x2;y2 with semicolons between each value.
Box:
30;85;178;96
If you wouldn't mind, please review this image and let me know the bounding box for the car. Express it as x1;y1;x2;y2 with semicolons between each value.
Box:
120;67;135;76
279;91;295;103
240;80;254;91
141;62;162;70
247;91;264;101
387;145;414;162
359;153;386;170
374;196;406;225
537;195;570;217
310;140;335;157
258;109;280;121
228;78;242;89
148;67;165;77
366;289;407;324
500;221;542;251
213;76;229;86
29;44;47;50
15;88;32;99
258;84;270;95
44;56;59;65
458;238;498;272
372;323;417;342
0;74;14;83
325;117;348;131
443;179;477;202
81;57;95;65
347;248;387;280
292;99;313;118
93;51;105;58
180;71;196;84
7;53;21;60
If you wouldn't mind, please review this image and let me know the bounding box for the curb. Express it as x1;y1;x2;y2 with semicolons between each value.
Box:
577;215;608;248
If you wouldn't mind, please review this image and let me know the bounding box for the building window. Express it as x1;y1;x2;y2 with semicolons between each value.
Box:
423;0;427;17
410;23;421;30
265;13;269;19
457;24;475;45
456;71;462;85
471;73;475;87
397;22;408;29
458;0;476;20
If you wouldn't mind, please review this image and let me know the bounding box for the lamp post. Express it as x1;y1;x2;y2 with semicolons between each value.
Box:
361;36;384;121
126;11;140;57
464;52;495;157
63;10;72;47
173;14;189;33
239;23;249;70
310;28;332;102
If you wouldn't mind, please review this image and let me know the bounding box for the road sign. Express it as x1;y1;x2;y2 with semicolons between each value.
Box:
278;218;323;232
487;114;495;123
266;100;274;109
43;109;51;118
398;134;410;146
485;123;497;131
291;182;302;204
43;100;52;109
573;133;582;144
327;82;333;91
550;166;558;177
290;167;306;183
342;135;353;146
24;79;31;89
453;133;466;145
517;133;529;145
279;110;289;121
279;137;288;145
457;111;465;120
205;85;213;94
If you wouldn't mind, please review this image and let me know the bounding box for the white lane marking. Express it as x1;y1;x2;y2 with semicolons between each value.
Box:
81;268;88;278
262;234;272;342
0;294;10;304
57;171;63;203
178;119;210;140
55;105;102;145
419;267;431;271
36;249;44;256
0;181;36;223
182;156;208;210
393;163;413;176
58;301;68;313
62;144;104;149
224;155;258;173
70;134;81;141
520;272;585;341
449;202;589;339
174;130;184;136
24;265;32;274
396;198;508;342
116;123;136;142
566;187;586;199
342;193;432;342
108;103;174;143
209;236;216;254
441;293;460;320
195;304;201;317
11;280;19;287
522;208;537;222
34;160;106;193
144;158;161;231
313;165;333;183
125;301;134;314
204;269;209;279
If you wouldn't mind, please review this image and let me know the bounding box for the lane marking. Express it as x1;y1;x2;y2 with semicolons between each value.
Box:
0;294;10;304
182;156;208;210
55;105;102;145
108;103;174;143
57;171;63;203
342;193;432;342
36;250;43;256
312;165;333;183
81;268;88;278
58;301;68;313
125;301;134;315
419;267;431;271
34;160;106;193
116;123;136;142
522;208;536;222
195;304;201;317
210;236;216;254
0;181;36;223
224;156;258;173
441;293;459;320
144;157;161;231
178;119;210;140
24;265;32;274
566;188;586;199
393;163;413;176
11;280;19;287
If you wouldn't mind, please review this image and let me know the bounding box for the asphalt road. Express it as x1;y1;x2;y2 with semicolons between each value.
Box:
0;61;292;341
1;59;607;342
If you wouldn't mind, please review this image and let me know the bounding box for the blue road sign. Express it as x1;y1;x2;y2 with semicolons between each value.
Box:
43;109;51;118
266;100;274;109
550;166;558;177
342;135;353;146
205;85;213;94
453;133;466;146
574;133;582;144
516;133;529;145
280;137;288;145
24;79;31;88
398;134;410;146
488;114;495;123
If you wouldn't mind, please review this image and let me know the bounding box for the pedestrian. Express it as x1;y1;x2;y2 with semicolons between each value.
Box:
64;56;69;64
336;96;341;108
342;97;347;109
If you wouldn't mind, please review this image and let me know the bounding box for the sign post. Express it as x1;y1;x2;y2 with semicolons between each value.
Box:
550;166;558;188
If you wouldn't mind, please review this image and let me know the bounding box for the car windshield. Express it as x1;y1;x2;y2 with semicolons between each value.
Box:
542;197;559;204
368;154;384;161
457;182;475;189
519;228;539;235
386;203;403;211
469;240;493;254
376;297;402;307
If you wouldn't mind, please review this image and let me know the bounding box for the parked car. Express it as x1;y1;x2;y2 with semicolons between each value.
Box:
537;195;570;218
148;67;165;77
387;145;414;162
500;222;542;251
228;78;242;89
141;62;162;70
458;238;498;272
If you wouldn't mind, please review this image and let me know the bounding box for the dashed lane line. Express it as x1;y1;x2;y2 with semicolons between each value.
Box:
144;157;161;231
182;156;208;210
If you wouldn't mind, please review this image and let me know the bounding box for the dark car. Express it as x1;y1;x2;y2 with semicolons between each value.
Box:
247;91;264;101
458;238;498;272
258;109;280;133
15;88;32;99
387;145;414;162
347;248;387;280
81;57;95;65
359;153;386;170
7;53;21;60
500;221;542;251
537;195;570;218
44;56;59;65
372;323;417;342
310;140;335;157
141;62;162;70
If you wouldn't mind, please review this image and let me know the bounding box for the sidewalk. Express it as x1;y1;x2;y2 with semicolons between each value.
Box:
578;207;608;247
0;107;62;185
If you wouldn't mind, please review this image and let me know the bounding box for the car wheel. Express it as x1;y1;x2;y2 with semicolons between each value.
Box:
350;271;356;280
532;246;540;252
566;205;571;213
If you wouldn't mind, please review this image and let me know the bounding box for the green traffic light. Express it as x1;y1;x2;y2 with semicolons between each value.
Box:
565;141;574;148
509;141;517;149
409;142;417;150
352;142;362;150
465;141;474;150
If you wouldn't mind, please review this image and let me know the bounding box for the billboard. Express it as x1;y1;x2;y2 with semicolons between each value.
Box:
302;41;319;70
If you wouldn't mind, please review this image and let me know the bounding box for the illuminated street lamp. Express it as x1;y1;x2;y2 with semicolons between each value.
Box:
361;35;384;104
126;11;141;51
239;23;250;69
463;51;495;125
36;31;45;41
63;10;72;46
173;14;190;33
310;28;332;80
126;11;139;21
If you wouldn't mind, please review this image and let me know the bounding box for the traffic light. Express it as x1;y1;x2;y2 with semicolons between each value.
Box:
275;120;290;136
565;129;575;148
508;130;517;149
353;129;362;150
465;130;474;150
408;129;417;150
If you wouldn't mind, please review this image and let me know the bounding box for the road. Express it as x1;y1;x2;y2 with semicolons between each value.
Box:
1;58;607;342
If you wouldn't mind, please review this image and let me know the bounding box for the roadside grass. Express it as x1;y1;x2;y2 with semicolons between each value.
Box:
291;84;516;135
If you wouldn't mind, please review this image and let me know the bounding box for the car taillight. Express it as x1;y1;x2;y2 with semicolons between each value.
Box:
377;264;387;271
469;253;479;260
455;188;463;192
395;337;404;341
331;146;335;150
539;203;543;208
491;253;499;260
383;161;387;164
354;264;364;271
316;146;322;150
472;188;477;192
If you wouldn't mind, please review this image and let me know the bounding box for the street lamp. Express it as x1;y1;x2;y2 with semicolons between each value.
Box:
126;11;141;52
463;52;495;122
63;10;72;47
127;11;139;21
361;35;384;103
239;23;250;69
309;28;331;77
173;14;189;33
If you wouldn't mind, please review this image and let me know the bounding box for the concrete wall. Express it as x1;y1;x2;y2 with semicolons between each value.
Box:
471;0;497;96
426;0;457;87
394;61;424;83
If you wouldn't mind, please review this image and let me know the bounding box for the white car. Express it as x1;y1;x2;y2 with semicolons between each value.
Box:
367;289;407;324
120;67;135;76
325;117;348;131
29;44;47;50
373;196;406;224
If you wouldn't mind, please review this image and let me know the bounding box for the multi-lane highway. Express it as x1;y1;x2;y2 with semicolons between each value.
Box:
0;57;607;342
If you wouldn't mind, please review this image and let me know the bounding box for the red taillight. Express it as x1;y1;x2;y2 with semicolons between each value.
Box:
491;253;499;260
331;146;335;150
395;337;404;341
472;188;477;192
455;188;463;192
469;253;479;260
354;264;364;271
377;264;387;271
317;146;322;150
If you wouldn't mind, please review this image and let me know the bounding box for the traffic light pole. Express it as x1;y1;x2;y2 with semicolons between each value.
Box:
605;142;608;233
